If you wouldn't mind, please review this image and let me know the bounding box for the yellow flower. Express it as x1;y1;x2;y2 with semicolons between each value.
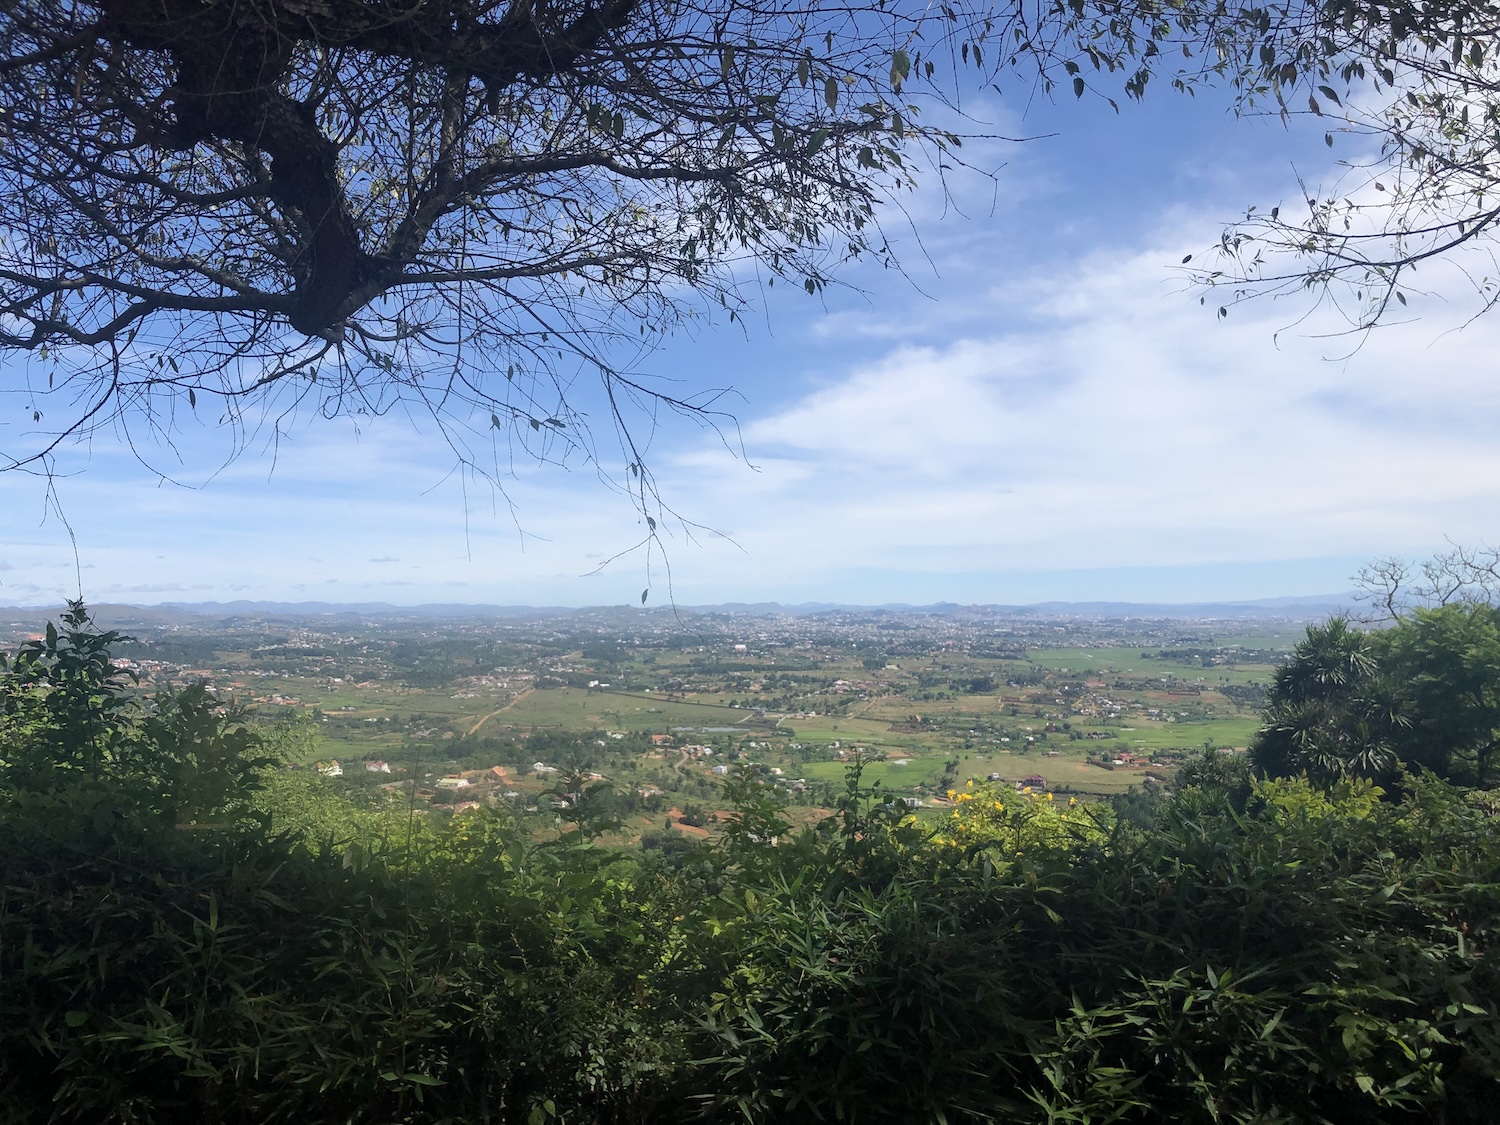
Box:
1045;792;1054;801
1068;796;1077;807
947;789;956;800
1022;786;1032;794
993;801;1004;811
965;778;974;787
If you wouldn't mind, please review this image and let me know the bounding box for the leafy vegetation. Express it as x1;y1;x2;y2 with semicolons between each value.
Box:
2;605;1498;1122
1253;605;1500;788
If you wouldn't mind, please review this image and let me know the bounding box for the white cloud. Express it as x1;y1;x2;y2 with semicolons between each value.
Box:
642;218;1500;594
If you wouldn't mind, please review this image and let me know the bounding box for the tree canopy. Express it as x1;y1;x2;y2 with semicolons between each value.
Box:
1253;604;1500;788
1;0;998;498
4;0;1500;496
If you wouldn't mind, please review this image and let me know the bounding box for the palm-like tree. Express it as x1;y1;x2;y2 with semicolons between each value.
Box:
1252;618;1404;784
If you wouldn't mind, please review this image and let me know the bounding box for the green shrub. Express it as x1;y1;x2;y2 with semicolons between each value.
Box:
3;614;1497;1123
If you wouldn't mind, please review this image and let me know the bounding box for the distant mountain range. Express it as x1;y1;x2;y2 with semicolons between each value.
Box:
0;593;1361;627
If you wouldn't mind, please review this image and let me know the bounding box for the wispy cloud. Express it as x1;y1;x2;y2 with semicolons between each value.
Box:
646;216;1500;594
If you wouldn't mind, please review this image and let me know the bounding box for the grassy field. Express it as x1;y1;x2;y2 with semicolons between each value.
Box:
219;620;1296;824
1022;646;1279;685
1023;647;1152;672
799;756;945;790
1106;716;1261;751
797;751;1162;799
499;688;760;733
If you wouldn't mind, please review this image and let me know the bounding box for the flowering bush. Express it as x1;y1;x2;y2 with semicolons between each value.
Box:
942;778;1109;855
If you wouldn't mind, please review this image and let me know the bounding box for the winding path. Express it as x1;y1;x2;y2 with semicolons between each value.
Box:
466;687;533;737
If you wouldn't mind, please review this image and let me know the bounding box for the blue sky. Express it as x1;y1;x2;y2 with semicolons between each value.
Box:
4;83;1500;608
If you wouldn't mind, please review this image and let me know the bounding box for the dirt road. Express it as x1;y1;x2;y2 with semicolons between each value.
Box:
466;687;534;737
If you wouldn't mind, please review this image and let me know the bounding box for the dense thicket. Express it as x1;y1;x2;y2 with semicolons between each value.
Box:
1253;605;1500;788
2;608;1498;1123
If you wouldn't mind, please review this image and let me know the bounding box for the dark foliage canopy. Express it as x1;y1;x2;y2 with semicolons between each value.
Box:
1;0;1001;496
3;0;1499;495
1254;605;1500;787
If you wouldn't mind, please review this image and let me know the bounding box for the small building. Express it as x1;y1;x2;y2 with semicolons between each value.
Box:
364;760;391;773
435;777;470;789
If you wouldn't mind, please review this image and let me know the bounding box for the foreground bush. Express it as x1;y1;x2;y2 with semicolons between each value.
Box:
2;609;1497;1122
697;775;1500;1122
2;771;1497;1124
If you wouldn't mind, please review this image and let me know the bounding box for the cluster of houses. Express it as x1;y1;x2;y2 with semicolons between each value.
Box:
974;771;1051;791
428;764;529;811
317;758;397;778
1108;750;1152;768
314;759;534;814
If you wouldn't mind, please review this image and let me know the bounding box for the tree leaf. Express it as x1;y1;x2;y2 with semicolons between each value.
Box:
890;49;910;89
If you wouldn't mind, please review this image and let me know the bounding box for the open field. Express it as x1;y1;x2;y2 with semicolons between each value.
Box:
64;605;1320;836
499;688;764;733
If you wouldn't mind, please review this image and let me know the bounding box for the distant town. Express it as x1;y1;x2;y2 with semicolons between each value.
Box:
0;599;1335;840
